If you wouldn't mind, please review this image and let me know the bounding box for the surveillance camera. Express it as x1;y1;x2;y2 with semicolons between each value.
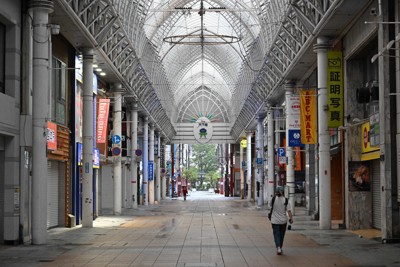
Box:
370;7;377;16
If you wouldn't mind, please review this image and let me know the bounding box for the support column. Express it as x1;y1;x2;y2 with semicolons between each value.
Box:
149;124;155;204
161;139;166;199
240;138;244;199
143;117;149;205
285;82;296;215
267;106;275;203
130;102;138;208
113;84;123;215
246;131;252;201
82;49;94;227
30;0;54;245
156;132;161;202
257;115;264;206
314;37;331;229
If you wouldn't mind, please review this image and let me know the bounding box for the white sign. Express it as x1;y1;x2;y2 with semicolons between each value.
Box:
287;96;300;129
193;117;213;143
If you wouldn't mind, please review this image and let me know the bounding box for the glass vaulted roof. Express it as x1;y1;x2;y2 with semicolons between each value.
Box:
143;0;268;123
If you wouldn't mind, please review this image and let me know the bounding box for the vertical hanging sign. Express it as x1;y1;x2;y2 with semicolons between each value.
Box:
97;98;110;143
47;122;57;151
327;51;343;128
287;96;301;147
300;90;317;144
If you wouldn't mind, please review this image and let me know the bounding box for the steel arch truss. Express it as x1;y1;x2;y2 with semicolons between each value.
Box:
231;0;336;140
60;0;176;139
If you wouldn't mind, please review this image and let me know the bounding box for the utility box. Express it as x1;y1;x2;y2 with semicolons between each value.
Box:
68;214;76;228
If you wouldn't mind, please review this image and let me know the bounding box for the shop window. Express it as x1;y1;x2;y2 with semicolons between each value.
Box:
0;23;5;94
51;57;66;125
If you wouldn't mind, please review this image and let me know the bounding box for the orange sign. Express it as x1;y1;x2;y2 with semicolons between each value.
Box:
47;122;57;151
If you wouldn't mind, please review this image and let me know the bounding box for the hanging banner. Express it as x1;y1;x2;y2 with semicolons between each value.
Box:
287;96;300;129
97;98;110;143
47;122;57;151
300;90;317;144
327;51;343;128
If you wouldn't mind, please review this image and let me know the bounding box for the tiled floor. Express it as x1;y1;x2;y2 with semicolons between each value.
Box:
0;191;399;267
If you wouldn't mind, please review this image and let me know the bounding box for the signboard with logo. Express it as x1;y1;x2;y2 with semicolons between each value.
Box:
288;129;302;147
287;96;300;129
327;51;343;128
193;117;213;143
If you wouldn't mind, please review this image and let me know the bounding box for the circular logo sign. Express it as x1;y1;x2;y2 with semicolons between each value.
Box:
193;117;213;143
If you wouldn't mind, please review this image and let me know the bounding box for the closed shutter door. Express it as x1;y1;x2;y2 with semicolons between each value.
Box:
371;160;381;229
47;161;59;228
0;152;4;241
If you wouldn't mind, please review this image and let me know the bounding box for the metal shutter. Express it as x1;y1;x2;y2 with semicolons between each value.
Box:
371;160;381;229
47;161;59;228
0;151;4;241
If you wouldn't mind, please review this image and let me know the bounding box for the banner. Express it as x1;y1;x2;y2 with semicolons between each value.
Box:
287;96;300;129
300;90;317;144
47;122;57;151
327;51;343;128
97;98;110;143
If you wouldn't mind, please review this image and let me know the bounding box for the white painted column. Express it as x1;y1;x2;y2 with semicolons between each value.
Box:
240;140;244;199
113;85;123;215
267;107;275;203
143;117;149;205
285;82;296;215
314;37;331;229
82;49;94;227
246;131;252;201
30;0;53;245
257;115;264;206
156;132;161;202
130;102;138;208
149;124;155;204
162;142;168;199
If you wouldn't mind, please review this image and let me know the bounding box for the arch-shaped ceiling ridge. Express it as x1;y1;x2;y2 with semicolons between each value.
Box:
176;86;230;123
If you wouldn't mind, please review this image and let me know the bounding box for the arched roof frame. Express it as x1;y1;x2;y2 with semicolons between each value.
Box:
176;86;230;123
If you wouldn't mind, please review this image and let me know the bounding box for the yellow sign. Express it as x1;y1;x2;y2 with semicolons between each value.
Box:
240;139;247;148
361;122;380;161
300;90;317;144
327;51;343;128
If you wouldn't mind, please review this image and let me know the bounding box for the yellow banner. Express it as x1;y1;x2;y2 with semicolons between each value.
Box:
300;90;317;144
327;51;344;128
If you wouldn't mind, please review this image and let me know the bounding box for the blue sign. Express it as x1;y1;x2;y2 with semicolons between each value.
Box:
256;158;263;165
242;161;246;167
288;129;303;147
112;135;121;144
93;148;100;169
148;161;154;181
277;147;285;157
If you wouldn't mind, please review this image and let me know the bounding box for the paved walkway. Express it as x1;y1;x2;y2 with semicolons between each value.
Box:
0;191;399;267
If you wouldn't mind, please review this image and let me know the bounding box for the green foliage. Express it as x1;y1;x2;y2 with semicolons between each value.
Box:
191;144;219;187
183;167;198;186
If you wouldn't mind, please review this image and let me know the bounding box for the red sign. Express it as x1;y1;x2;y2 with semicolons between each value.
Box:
97;99;110;143
47;122;57;151
112;147;121;156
